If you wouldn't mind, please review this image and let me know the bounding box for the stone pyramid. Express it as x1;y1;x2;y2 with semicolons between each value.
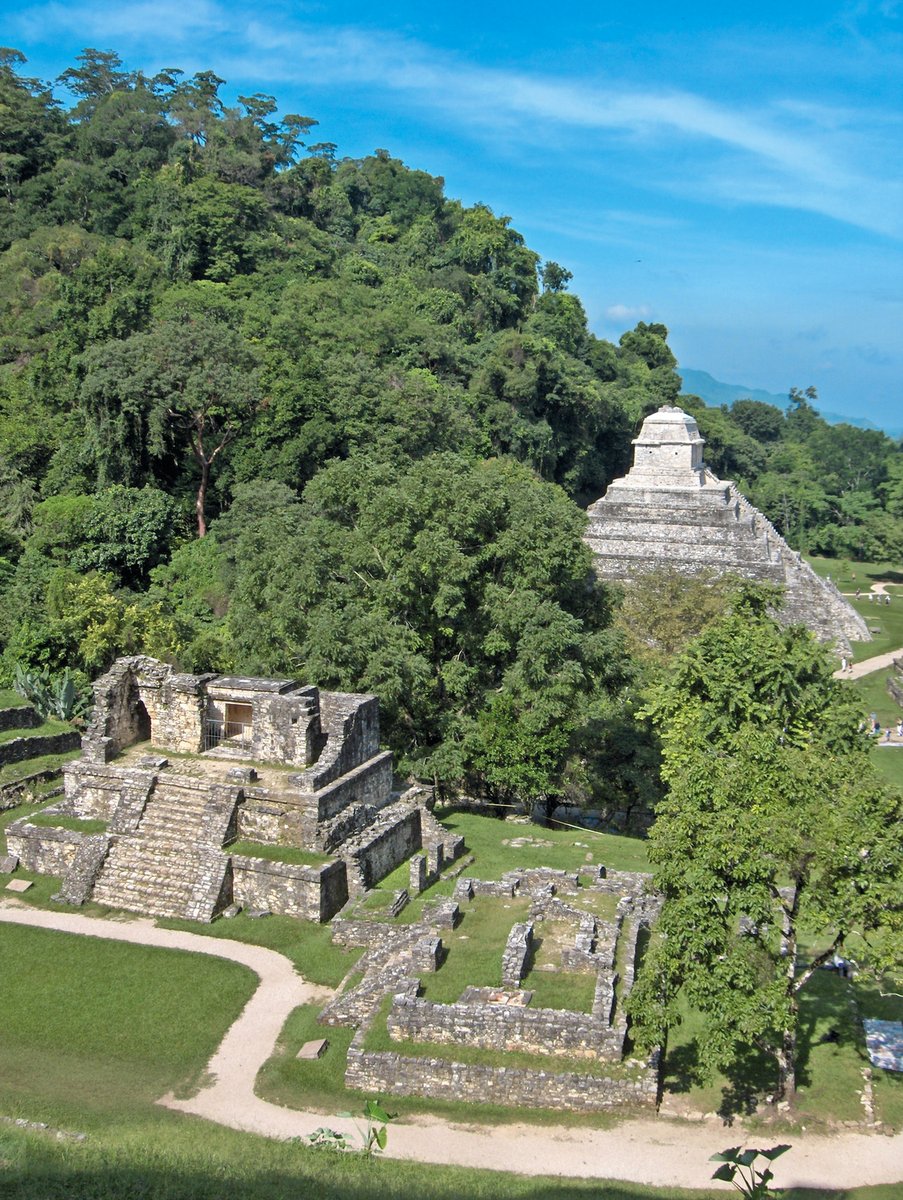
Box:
584;406;869;650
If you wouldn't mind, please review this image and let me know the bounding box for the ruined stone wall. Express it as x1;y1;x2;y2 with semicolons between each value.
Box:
0;730;81;767
304;752;394;824
0;705;39;733
82;658;211;760
230;854;347;921
346;1039;658;1112
140;669;208;754
251;689;319;766
345;807;422;892
387;995;624;1059
63;761;142;821
299;692;380;790
6;822;93;876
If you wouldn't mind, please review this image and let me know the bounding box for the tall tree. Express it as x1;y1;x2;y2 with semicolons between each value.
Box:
629;585;902;1099
78;315;262;535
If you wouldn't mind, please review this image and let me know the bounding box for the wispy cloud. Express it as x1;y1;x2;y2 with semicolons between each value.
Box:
10;1;903;239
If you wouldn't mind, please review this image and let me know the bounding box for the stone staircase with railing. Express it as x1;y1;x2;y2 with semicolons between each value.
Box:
90;775;239;921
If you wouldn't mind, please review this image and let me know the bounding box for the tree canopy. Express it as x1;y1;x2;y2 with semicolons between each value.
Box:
629;586;902;1097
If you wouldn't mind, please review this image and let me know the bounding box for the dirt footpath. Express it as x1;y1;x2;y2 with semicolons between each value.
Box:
2;902;901;1192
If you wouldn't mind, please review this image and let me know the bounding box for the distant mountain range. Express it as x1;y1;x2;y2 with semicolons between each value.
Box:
680;369;901;438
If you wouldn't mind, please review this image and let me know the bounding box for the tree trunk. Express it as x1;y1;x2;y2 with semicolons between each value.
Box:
775;1023;796;1100
196;458;209;538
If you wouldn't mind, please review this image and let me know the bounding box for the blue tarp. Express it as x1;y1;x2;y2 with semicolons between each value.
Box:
863;1019;903;1073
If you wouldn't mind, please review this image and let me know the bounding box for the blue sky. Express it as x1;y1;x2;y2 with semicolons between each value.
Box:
4;0;902;432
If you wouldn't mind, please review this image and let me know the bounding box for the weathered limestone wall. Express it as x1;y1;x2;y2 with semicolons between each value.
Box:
299;693;381;790
230;854;348;921
6;821;94;877
304;752;394;824
82;657;212;761
387;996;625;1059
346;807;422;892
205;679;321;767
63;760;150;822
346;1039;658;1112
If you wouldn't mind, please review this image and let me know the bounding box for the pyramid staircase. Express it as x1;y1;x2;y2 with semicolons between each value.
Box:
90;775;239;921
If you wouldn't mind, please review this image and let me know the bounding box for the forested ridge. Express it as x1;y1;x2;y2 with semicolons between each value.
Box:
0;48;900;814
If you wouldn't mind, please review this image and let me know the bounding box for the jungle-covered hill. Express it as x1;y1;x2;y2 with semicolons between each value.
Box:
1;48;900;815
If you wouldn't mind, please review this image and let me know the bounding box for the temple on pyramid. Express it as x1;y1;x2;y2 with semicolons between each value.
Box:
584;406;869;650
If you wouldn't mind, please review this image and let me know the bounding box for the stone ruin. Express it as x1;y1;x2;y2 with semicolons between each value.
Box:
585;406;869;651
7;656;460;922
317;862;662;1113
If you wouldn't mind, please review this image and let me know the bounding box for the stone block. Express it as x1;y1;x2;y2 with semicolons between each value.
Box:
6;878;33;892
0;853;19;873
297;1038;329;1060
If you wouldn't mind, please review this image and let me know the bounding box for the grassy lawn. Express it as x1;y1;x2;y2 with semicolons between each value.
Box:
662;966;903;1132
1;822;900;1199
433;808;651;877
419;894;530;1002
0;924;256;1119
157;910;361;987
26;811;108;833
0;688;29;708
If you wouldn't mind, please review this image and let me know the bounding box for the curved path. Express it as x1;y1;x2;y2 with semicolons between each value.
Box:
834;646;903;681
2;902;901;1192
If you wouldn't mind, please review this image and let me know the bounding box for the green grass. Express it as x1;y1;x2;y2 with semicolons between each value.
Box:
256;1001;358;1112
25;811;108;833
0;1117;741;1200
0;886;899;1198
0;924;256;1117
0;688;29;708
0;748;80;788
805;555;903;589
0;796;48;855
227;839;333;867
419;894;531;1003
157;910;361;987
522;965;597;1012
432;808;651;878
662;965;903;1132
0;716;72;747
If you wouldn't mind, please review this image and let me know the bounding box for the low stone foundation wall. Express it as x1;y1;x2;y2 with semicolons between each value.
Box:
0;730;81;767
230;854;348;922
346;1040;658;1112
6;821;100;877
387;995;624;1059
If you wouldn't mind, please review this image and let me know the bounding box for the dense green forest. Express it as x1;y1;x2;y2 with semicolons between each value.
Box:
0;48;900;815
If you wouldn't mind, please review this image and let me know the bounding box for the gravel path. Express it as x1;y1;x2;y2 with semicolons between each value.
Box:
834;646;903;680
2;902;901;1192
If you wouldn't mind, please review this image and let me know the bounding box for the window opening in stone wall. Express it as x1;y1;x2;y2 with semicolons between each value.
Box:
205;701;253;751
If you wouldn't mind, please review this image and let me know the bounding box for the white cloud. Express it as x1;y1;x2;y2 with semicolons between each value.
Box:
605;303;652;322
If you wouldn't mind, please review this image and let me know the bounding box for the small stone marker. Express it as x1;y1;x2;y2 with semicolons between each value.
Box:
6;878;33;893
0;853;19;873
137;755;169;770
297;1038;328;1060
